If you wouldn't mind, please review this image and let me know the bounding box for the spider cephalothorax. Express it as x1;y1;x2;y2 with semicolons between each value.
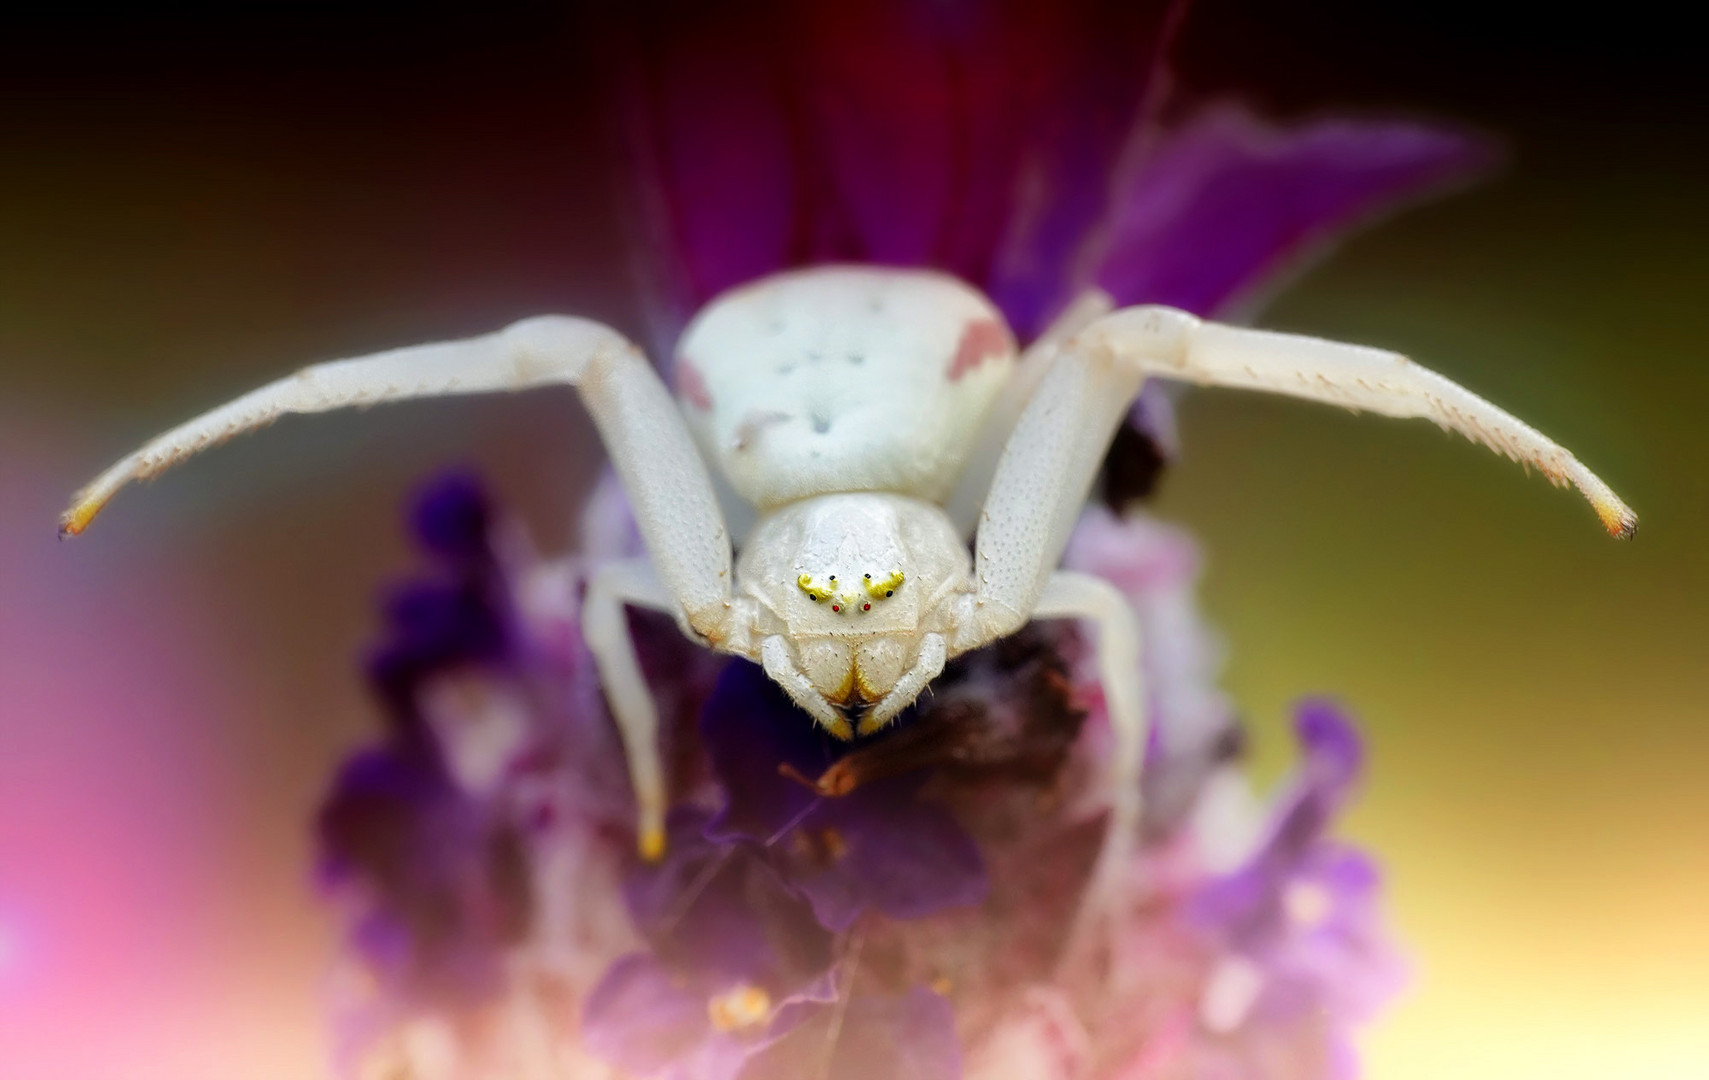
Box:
61;264;1633;926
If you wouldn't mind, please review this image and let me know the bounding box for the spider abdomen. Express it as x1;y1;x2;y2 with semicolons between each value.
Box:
674;266;1016;510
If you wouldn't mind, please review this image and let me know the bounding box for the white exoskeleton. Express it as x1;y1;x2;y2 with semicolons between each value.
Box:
62;266;1633;942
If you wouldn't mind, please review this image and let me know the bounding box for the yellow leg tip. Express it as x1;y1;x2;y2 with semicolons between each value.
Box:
639;826;667;863
58;498;100;538
1596;501;1638;540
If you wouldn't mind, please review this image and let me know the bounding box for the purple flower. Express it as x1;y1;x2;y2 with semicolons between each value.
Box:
615;1;1493;342
319;476;531;1015
317;475;1408;1079
700;661;990;932
317;747;532;1010
1189;704;1407;1042
623;807;832;992
311;4;1477;1073
363;473;511;733
613;0;1490;497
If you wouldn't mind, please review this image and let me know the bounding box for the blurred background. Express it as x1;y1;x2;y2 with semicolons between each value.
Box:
0;3;1702;1078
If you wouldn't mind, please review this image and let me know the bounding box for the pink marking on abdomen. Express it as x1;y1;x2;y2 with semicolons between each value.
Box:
674;356;714;411
947;318;1014;382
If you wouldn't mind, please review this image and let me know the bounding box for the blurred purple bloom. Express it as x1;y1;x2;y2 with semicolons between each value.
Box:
1189;705;1406;1042
319;477;531;1014
1089;105;1495;320
364;473;510;732
615;1;1493;348
612;0;1491;497
318;747;532;1010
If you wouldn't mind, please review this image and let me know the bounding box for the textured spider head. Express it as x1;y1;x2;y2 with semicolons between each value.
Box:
737;491;969;713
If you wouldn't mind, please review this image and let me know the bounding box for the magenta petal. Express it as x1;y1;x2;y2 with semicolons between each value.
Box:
982;6;1177;339
615;1;1179;344
619;8;801;315
795;3;958;267
1091;105;1500;317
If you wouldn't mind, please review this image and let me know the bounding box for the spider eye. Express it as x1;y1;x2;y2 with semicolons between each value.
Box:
863;569;905;600
797;573;835;602
832;605;841;612
862;603;871;611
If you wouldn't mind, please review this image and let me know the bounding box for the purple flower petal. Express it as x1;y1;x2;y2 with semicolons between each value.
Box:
1258;845;1406;1026
790;783;989;931
1188;702;1365;951
365;475;512;729
409;470;493;564
701;661;850;846
700;662;988;929
317;747;531;1008
625;808;834;990
981;5;1179;339
1090;105;1499;317
1186;701;1402;1043
741;988;962;1080
616;1;1178;344
583;953;748;1080
618;7;801;318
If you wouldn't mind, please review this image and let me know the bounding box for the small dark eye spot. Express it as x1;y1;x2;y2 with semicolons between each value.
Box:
828;576;836;581
863;573;871;579
885;590;893;597
811;596;819;602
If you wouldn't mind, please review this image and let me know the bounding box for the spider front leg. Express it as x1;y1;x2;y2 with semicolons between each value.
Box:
1085;306;1639;536
1030;571;1146;969
582;558;683;861
962;302;1635;963
61;315;739;857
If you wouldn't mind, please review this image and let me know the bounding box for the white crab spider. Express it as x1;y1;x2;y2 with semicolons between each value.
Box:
61;266;1634;927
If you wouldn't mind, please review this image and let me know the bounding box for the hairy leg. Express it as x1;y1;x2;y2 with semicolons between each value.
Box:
63;315;742;855
963;305;1635;649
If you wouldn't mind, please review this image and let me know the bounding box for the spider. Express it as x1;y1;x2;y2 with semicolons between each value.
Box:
60;265;1634;918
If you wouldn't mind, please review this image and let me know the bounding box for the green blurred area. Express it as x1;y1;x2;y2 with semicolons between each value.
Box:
1153;126;1709;1074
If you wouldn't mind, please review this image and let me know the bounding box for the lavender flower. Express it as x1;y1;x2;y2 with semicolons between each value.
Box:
615;0;1491;467
319;473;1398;1080
315;4;1488;1075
